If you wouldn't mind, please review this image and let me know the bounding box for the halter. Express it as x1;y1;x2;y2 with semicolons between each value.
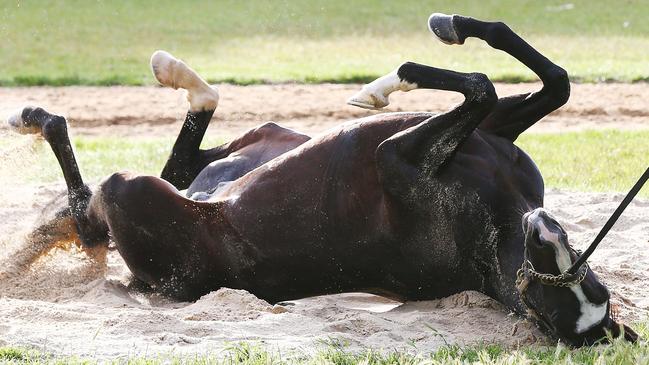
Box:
514;167;648;331
515;246;589;330
517;257;589;288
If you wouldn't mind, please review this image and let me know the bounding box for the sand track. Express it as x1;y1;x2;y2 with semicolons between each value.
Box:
1;83;648;138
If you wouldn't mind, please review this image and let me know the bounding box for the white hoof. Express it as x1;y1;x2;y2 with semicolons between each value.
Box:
7;110;23;128
150;50;179;88
150;50;219;112
7;107;40;134
346;70;417;110
347;88;390;110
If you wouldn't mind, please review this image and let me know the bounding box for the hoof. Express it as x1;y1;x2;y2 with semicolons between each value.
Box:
428;13;462;45
150;50;181;89
347;70;417;110
347;88;390;110
150;50;219;112
7;106;41;135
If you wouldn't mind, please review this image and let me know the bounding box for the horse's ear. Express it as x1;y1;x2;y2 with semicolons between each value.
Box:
611;321;639;343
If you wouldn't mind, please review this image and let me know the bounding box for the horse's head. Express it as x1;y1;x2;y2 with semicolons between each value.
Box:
518;207;638;346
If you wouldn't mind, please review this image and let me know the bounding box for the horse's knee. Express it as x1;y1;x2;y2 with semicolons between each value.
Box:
464;72;498;107
544;66;570;107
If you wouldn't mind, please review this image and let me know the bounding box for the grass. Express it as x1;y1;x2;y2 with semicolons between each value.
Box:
2;130;647;197
1;0;648;85
517;131;649;195
1;326;649;364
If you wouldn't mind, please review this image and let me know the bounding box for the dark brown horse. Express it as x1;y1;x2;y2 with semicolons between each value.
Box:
9;13;637;346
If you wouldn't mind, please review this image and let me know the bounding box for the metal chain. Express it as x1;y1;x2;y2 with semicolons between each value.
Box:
515;243;593;332
519;259;589;288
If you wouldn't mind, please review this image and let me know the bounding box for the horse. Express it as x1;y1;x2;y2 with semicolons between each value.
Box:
8;13;637;346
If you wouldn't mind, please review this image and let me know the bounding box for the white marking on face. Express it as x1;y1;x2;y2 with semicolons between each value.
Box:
529;208;608;333
571;287;608;333
347;69;418;109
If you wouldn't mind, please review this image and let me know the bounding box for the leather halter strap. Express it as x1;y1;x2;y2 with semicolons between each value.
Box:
515;246;588;333
515;166;648;333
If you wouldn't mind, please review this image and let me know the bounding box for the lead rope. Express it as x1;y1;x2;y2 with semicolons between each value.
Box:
566;167;649;275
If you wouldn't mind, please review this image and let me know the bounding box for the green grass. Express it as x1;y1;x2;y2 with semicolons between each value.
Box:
2;325;649;364
517;131;649;195
1;0;648;85
1;130;647;196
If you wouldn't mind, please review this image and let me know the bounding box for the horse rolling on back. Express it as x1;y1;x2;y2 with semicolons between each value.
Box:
8;13;637;346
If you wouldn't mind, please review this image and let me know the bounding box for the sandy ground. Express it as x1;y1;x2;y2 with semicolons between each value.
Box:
0;83;648;139
0;84;647;359
0;185;646;359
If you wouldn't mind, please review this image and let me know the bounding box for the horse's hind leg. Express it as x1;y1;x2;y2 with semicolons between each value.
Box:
429;13;570;141
350;62;497;189
151;51;224;190
7;107;108;248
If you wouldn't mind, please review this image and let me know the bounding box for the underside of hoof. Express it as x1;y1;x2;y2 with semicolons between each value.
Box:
7;107;41;135
150;50;181;89
150;50;219;112
428;13;462;45
347;70;417;110
347;89;390;110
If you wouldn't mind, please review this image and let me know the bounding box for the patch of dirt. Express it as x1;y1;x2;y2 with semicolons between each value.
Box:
0;83;647;138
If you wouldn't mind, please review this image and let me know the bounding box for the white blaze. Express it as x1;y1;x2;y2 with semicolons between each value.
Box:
530;209;608;333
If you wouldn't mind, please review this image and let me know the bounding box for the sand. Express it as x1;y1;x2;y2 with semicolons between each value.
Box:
0;185;646;359
0;84;647;359
0;83;647;138
0;181;549;359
